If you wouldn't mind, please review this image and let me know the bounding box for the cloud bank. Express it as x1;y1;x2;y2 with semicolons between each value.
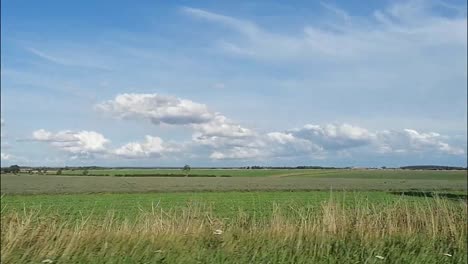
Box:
31;93;465;163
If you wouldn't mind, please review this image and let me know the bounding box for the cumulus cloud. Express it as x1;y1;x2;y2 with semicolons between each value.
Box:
208;124;464;160
29;123;465;162
376;129;465;155
32;129;110;155
34;92;465;163
31;129;183;160
113;135;181;159
290;123;374;150
209;130;321;161
95;93;465;161
31;88;467;162
193;114;254;138
97;93;253;141
96;93;213;125
210;147;262;160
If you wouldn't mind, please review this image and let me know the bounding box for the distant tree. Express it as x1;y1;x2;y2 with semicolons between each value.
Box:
56;169;63;175
182;165;191;177
9;165;20;174
82;169;89;176
38;167;48;174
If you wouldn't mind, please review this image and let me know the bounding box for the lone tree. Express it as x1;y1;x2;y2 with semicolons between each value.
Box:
56;169;63;175
9;165;20;174
182;164;191;177
82;169;89;176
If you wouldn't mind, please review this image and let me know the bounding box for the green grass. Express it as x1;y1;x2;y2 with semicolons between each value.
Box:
2;191;466;220
2;192;466;263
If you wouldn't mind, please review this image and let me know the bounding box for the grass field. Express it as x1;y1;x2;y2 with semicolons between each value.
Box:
1;169;467;263
1;192;466;263
1;190;466;219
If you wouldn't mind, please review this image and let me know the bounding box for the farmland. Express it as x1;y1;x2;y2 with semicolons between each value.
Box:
17;167;468;179
1;169;466;194
1;169;467;263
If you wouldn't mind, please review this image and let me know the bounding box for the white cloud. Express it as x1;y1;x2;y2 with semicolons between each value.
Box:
1;152;11;160
290;123;374;150
96;93;214;125
32;129;110;155
31;128;184;160
96;93;464;160
210;147;262;160
29;123;465;162
26;47;110;70
1;118;5;138
97;93;253;140
376;128;465;155
181;7;260;37
113;135;181;159
208;123;464;160
193;114;254;138
207;130;321;161
33;92;466;163
32;129;53;141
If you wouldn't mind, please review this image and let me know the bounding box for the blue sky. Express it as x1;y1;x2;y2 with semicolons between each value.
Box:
1;0;467;167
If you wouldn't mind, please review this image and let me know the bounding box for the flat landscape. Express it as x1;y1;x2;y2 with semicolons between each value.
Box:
1;169;466;194
3;0;467;263
1;168;467;263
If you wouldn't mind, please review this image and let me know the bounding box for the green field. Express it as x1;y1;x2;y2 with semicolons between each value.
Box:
30;168;468;180
2;191;466;263
2;169;466;194
1;169;467;263
1;190;466;220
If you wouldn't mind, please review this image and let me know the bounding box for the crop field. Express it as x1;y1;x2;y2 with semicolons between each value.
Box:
1;169;466;194
1;190;466;219
27;168;468;179
1;169;467;263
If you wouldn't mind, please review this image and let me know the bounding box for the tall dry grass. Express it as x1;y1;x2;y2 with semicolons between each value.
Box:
1;195;467;263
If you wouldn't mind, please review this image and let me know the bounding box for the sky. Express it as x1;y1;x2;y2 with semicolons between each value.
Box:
1;0;467;167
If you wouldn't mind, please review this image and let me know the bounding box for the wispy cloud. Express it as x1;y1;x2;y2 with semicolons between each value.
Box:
26;47;111;70
182;1;467;60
